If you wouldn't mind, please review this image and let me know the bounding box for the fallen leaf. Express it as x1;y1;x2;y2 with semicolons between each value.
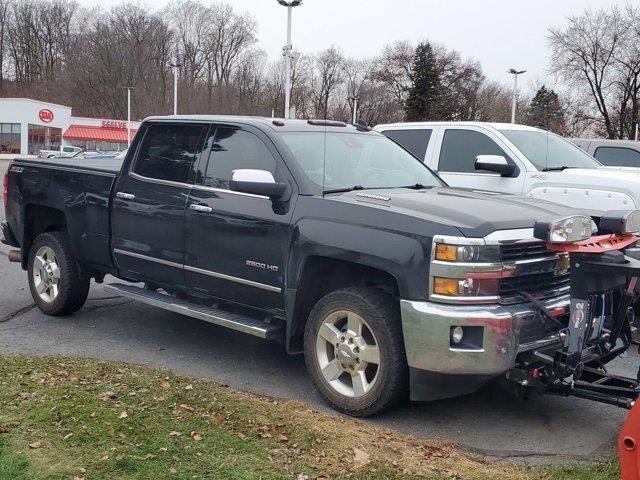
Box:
351;447;370;469
236;432;246;440
191;432;203;442
118;411;128;419
160;380;170;389
28;441;42;449
63;433;74;440
211;413;225;424
100;454;109;461
169;431;182;437
184;384;193;391
179;403;194;411
277;434;288;443
316;475;332;480
73;476;85;480
296;475;309;480
97;391;117;401
169;467;177;474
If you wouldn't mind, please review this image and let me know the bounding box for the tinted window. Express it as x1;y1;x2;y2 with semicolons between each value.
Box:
204;127;279;189
383;129;431;160
595;147;640;167
134;123;206;182
439;129;507;173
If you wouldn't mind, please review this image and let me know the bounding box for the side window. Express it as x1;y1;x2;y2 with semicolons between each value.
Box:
133;123;206;183
63;147;73;153
594;147;640;168
203;127;280;189
439;129;508;173
383;129;432;160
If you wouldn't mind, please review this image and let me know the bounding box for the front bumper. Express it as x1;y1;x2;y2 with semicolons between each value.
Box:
401;295;569;400
1;221;18;247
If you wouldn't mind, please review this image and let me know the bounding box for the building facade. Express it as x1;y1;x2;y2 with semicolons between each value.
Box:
0;98;141;157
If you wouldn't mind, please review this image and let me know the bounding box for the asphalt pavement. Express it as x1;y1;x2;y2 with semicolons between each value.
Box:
0;158;633;465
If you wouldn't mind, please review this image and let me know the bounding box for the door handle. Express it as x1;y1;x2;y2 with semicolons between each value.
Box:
116;192;135;200
190;204;213;213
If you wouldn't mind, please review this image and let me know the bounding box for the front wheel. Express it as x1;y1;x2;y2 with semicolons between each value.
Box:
28;232;90;316
304;287;408;417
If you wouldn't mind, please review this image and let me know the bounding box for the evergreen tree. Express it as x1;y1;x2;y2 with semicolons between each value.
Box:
526;86;566;134
405;42;443;121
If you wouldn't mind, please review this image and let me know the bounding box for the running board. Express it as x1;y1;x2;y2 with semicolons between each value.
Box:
104;283;283;340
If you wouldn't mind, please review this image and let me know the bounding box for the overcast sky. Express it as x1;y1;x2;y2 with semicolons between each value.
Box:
80;0;629;92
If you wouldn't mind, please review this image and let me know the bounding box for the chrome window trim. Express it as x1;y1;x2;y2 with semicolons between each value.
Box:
114;248;281;293
129;172;192;189
191;184;269;200
127;172;270;200
184;265;281;293
438;171;503;177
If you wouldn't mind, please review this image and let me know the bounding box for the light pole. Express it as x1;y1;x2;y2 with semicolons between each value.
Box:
276;0;302;119
126;87;132;148
350;96;359;124
508;68;526;124
170;58;181;115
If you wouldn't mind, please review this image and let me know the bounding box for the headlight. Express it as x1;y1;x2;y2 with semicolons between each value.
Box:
433;276;500;297
433;242;499;263
600;209;640;234
533;215;594;243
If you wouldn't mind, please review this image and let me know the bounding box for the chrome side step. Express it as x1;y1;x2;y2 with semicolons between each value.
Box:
104;283;283;340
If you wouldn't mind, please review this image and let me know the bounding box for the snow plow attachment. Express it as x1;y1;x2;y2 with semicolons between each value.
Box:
508;211;640;479
620;400;640;480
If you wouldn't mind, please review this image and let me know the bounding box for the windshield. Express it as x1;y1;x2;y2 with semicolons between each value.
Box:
280;132;444;192
499;129;601;171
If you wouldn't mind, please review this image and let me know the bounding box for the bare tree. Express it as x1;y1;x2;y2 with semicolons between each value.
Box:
310;46;345;119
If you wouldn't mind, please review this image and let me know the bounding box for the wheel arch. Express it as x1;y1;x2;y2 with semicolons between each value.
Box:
21;204;68;269
285;255;401;353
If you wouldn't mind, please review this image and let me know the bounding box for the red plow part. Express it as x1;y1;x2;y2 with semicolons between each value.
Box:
546;234;638;253
620;401;640;480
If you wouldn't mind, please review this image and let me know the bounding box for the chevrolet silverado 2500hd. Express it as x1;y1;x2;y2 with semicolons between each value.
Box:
2;116;590;416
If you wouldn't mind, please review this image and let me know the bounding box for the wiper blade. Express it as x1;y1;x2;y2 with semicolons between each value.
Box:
400;183;430;190
323;185;365;194
542;166;572;172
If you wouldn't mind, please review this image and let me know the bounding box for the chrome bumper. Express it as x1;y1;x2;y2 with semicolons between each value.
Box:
400;295;569;376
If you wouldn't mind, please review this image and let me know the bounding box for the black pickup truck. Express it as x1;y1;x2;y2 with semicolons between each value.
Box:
2;116;587;416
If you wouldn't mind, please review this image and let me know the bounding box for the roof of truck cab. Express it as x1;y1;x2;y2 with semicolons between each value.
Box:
143;115;375;134
374;121;543;132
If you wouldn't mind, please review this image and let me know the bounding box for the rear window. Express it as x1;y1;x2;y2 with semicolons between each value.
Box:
382;129;431;160
133;123;207;183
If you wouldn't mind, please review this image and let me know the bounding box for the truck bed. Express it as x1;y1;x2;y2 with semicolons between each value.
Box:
15;156;123;174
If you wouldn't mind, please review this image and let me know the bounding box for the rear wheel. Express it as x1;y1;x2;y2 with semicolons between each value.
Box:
304;287;408;417
28;232;90;316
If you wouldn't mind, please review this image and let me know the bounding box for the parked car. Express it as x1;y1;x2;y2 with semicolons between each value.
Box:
375;122;640;218
571;138;640;168
38;146;83;158
3;116;590;416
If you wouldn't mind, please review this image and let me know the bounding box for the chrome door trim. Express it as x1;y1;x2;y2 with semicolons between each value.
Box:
184;265;281;293
129;172;192;189
191;183;269;200
114;249;281;293
116;192;136;200
189;204;213;213
114;248;182;269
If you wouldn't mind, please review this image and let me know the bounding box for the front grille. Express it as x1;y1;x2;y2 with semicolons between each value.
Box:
499;241;570;303
501;242;549;262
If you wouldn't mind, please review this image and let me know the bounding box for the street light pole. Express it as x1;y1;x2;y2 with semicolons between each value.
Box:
277;0;302;119
351;96;358;124
508;68;526;124
170;60;181;115
126;87;132;148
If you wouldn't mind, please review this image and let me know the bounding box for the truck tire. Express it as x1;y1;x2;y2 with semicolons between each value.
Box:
304;287;408;417
27;232;90;316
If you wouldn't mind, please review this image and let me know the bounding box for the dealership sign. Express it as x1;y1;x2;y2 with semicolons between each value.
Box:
39;109;54;123
102;120;127;129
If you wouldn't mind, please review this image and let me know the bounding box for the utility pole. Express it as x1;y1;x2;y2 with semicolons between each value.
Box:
508;68;526;124
276;0;302;119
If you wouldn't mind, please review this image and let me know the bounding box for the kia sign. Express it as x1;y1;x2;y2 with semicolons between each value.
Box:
39;109;54;123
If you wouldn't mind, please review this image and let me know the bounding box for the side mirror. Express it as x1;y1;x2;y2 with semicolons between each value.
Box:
229;169;288;200
475;155;516;177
